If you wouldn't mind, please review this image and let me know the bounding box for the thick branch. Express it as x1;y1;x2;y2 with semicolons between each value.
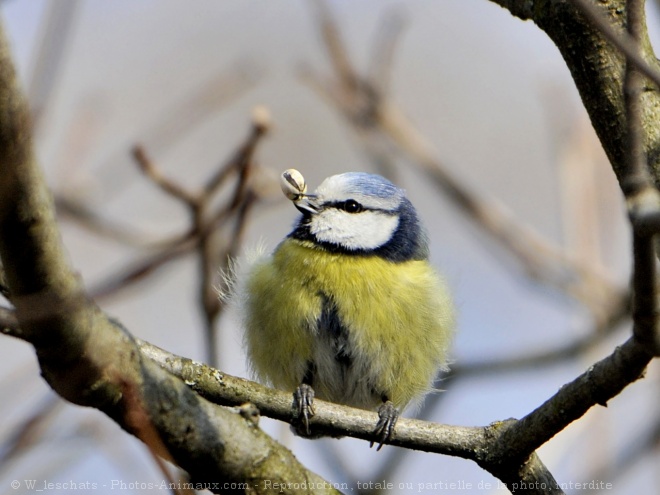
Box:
138;338;484;458
0;13;112;406
622;0;660;355
140;336;564;494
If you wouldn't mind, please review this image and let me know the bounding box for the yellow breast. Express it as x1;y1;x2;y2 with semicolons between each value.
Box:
244;238;454;410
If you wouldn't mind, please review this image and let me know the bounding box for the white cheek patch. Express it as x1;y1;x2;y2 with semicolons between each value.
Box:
309;209;399;251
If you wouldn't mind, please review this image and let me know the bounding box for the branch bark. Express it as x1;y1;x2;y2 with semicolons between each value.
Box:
138;333;649;495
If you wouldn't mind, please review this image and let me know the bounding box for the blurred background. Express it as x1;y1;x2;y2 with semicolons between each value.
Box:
0;0;658;493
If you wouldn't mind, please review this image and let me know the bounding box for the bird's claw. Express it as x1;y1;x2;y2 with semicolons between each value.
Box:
293;383;315;435
371;401;399;451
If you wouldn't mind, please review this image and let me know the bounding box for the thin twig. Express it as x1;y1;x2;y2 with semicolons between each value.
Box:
133;146;199;206
493;336;653;464
203;106;271;199
197;110;269;366
89;110;271;317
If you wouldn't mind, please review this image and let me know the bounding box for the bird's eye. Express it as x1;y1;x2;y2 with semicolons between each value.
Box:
341;200;363;213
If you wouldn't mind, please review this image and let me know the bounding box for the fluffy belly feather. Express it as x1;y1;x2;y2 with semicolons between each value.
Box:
244;238;454;411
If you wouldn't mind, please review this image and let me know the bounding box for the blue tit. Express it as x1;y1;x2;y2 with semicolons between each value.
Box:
241;169;454;448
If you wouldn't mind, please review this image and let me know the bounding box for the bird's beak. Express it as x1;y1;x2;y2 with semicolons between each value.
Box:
294;194;320;216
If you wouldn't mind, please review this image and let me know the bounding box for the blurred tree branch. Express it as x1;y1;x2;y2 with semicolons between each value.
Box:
127;106;270;366
66;108;272;367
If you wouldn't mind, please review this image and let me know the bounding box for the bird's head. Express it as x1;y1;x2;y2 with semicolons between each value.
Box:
281;170;428;262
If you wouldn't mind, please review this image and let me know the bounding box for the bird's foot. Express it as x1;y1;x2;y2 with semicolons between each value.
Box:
292;383;315;435
371;400;399;451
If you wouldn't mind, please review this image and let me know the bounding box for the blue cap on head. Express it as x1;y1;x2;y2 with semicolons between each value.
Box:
331;172;402;200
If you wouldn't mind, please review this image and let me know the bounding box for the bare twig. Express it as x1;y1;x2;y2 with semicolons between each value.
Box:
90;109;270;302
199;107;269;345
131;109;270;366
133;146;199;206
203;106;271;199
137;337;486;455
492;336;653;465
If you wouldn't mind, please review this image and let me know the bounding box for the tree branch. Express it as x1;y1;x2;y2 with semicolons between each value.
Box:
621;0;660;355
8;298;644;495
137;338;486;456
491;336;652;464
140;336;568;494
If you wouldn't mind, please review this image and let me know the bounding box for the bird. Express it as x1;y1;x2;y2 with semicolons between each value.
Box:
236;169;454;449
